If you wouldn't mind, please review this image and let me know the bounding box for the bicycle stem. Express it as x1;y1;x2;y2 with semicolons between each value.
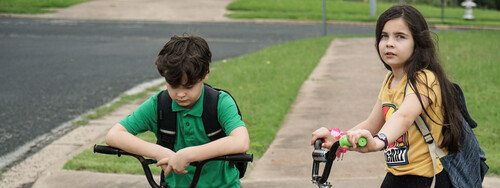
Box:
312;140;339;187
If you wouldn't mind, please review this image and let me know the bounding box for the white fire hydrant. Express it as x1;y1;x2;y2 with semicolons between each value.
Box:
461;0;477;20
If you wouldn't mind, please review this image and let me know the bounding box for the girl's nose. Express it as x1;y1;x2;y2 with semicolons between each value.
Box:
386;37;395;48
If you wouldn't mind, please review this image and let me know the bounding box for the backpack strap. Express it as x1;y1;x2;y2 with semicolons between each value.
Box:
404;81;445;188
156;90;177;150
452;82;477;128
202;84;227;141
384;72;393;86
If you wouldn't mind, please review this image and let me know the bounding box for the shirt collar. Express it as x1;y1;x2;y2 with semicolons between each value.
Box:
171;85;204;117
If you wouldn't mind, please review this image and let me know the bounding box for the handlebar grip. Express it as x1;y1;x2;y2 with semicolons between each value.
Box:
339;135;367;147
217;153;253;162
93;144;133;156
314;139;322;150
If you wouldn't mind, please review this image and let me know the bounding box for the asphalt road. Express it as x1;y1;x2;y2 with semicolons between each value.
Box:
0;17;374;168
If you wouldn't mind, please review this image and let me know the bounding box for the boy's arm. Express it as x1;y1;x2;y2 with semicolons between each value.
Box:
105;123;175;162
186;126;250;158
158;126;249;175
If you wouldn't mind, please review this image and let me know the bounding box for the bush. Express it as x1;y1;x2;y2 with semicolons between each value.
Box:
459;0;499;10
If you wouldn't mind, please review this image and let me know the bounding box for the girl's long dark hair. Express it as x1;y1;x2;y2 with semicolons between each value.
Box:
375;5;462;152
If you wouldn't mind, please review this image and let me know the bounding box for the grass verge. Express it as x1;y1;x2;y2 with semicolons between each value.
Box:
0;0;90;14
73;86;160;126
226;0;500;27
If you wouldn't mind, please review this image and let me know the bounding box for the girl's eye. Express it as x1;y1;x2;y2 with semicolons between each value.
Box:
381;34;389;38
397;35;406;39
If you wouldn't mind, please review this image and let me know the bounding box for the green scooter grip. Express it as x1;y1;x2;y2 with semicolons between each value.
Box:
339;135;367;147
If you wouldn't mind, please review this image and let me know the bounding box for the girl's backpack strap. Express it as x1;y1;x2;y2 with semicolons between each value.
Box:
384;72;393;86
452;82;477;128
405;81;446;188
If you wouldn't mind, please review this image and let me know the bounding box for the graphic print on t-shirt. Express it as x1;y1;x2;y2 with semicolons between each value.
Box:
382;104;409;166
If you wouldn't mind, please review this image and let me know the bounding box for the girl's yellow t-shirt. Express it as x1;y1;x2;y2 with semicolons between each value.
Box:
378;70;447;177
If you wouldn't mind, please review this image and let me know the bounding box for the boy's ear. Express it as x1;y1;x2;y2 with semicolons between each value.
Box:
202;73;209;82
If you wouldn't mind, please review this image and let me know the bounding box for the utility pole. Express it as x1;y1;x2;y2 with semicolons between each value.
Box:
441;0;445;22
370;0;376;18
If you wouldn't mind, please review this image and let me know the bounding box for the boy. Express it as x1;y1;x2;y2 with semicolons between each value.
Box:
105;35;249;187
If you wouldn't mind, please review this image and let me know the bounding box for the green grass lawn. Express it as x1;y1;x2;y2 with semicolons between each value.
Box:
0;0;90;14
226;0;500;27
438;30;500;174
64;31;500;176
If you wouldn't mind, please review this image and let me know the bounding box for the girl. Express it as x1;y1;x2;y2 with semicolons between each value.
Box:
311;5;462;187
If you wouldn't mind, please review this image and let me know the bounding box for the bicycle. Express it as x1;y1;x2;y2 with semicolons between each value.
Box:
93;144;253;188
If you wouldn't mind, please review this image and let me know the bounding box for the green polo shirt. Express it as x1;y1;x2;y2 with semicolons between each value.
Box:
120;85;245;188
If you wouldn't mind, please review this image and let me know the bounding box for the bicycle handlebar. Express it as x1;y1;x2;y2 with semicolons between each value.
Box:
93;144;252;188
94;144;135;157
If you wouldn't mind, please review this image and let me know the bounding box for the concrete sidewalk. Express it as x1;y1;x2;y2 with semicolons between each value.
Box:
241;37;387;188
1;0;499;187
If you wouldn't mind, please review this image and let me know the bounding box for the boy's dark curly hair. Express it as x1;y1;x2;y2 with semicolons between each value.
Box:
155;35;211;88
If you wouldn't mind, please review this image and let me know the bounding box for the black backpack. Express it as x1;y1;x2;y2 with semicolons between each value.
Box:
155;84;248;179
385;72;488;187
402;81;488;188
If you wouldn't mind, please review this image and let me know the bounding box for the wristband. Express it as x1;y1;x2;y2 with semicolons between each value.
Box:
373;133;388;150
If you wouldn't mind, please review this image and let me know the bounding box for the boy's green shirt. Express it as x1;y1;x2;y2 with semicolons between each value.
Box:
120;85;245;187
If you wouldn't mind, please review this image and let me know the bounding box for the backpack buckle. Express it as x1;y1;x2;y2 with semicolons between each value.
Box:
423;133;434;144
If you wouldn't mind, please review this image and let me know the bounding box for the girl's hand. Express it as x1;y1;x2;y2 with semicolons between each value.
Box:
343;129;378;153
311;127;337;149
157;147;193;177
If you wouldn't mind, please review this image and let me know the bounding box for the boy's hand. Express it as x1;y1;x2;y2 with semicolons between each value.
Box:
157;147;193;177
311;127;336;149
153;147;176;177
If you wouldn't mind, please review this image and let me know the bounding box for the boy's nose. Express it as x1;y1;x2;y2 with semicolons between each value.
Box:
177;92;186;98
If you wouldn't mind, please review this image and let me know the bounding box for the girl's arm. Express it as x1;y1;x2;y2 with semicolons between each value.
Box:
158;126;250;175
346;93;430;152
311;99;385;149
348;99;386;134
